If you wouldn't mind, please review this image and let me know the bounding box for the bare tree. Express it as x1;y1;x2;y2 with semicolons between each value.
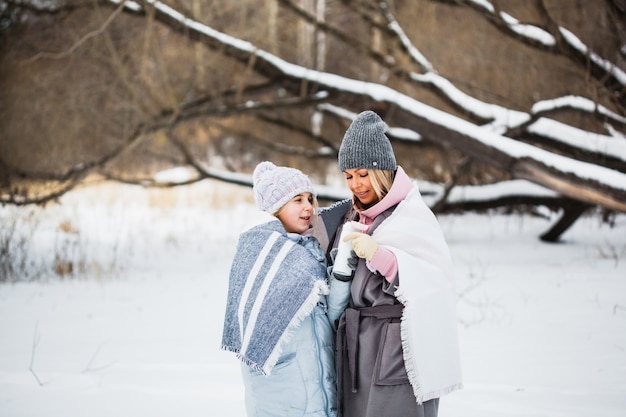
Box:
0;0;624;240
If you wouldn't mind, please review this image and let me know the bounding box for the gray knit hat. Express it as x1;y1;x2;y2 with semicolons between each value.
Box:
338;111;397;171
253;161;315;213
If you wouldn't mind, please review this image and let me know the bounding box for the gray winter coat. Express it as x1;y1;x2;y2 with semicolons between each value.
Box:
313;200;440;417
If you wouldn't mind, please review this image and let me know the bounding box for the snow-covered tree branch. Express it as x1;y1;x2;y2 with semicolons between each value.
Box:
1;0;625;238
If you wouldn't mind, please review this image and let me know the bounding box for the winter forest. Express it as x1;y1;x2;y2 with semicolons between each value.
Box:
1;1;625;416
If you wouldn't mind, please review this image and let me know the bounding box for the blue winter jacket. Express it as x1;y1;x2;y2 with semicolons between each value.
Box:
240;233;348;417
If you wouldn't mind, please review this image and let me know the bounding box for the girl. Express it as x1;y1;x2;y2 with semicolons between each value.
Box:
221;161;348;417
313;111;463;417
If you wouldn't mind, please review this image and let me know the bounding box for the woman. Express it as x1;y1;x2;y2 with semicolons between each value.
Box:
312;111;463;417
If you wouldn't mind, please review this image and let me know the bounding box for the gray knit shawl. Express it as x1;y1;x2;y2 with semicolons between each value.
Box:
221;220;328;375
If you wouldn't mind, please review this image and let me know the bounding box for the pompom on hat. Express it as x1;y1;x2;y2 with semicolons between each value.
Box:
253;161;315;213
338;110;397;171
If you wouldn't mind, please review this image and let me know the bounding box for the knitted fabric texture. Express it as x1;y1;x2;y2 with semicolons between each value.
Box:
338;111;397;171
253;161;315;213
221;220;328;375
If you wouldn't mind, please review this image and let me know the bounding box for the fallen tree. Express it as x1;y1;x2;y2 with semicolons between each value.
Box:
1;0;624;241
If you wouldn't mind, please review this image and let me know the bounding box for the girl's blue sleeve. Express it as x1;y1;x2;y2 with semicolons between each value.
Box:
326;275;351;326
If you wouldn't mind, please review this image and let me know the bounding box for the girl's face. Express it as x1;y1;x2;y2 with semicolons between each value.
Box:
343;168;379;206
276;192;315;234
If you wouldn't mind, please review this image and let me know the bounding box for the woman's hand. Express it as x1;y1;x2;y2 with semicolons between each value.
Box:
343;232;379;260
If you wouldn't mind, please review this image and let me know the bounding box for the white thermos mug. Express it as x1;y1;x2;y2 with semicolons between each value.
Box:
333;221;367;277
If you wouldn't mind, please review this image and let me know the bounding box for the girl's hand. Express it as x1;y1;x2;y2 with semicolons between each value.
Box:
343;232;379;260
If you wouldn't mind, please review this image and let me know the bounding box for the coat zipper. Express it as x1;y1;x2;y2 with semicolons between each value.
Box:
313;307;330;414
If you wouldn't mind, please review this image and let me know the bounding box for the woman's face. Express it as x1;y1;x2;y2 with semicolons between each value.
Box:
343;168;379;206
276;192;315;234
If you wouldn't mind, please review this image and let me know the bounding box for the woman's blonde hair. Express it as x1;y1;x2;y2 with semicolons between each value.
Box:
353;169;395;210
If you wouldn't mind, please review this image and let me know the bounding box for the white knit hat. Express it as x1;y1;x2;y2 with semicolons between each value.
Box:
338;110;397;171
253;161;315;213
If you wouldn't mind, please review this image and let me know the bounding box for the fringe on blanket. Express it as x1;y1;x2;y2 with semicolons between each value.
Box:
261;280;329;376
396;289;463;404
222;280;329;376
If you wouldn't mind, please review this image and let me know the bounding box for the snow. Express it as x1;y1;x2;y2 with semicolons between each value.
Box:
559;27;626;85
528;118;626;162
264;49;626;191
531;96;626;125
108;0;626;195
154;167;198;183
445;179;558;203
467;0;555;46
410;72;529;130
1;179;625;417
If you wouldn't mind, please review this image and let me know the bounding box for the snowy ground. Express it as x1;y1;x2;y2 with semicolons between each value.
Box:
1;180;625;417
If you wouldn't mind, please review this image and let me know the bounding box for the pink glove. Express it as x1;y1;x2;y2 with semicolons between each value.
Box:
343;232;379;260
